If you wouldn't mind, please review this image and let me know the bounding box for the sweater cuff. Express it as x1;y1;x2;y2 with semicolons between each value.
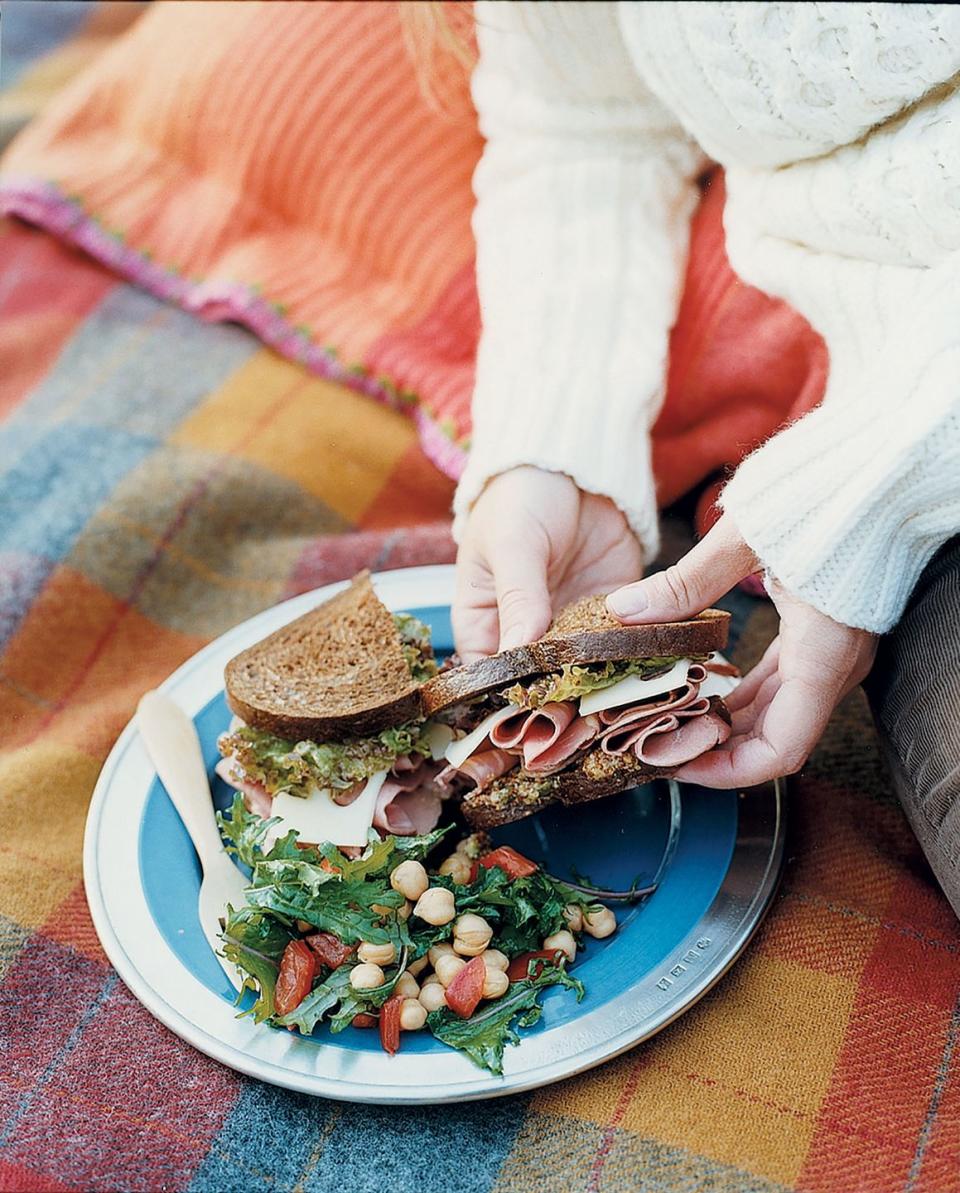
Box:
721;358;960;633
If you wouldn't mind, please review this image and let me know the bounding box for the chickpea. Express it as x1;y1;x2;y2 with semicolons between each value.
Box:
399;998;428;1031
394;972;420;999
563;904;584;933
418;982;447;1013
428;942;456;968
434;953;467;988
349;962;385;991
455;832;489;857
453;913;494;957
454;912;492;941
397;900;412;922
407;954;430;978
413;887;456;926
358;940;397;966
438;854;474;884
390;859;429;902
483;949;510;973
582;906;617;940
543;930;577;963
454;939;484;957
482;968;510;1000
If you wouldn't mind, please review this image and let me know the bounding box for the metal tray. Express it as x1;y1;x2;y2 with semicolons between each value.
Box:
84;565;785;1103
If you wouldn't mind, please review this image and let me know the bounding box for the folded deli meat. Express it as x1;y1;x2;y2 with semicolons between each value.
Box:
436;659;733;794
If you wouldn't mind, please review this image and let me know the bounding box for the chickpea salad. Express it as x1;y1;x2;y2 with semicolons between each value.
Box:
216;795;618;1075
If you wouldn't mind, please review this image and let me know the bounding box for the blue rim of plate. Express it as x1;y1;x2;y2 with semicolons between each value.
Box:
83;564;786;1104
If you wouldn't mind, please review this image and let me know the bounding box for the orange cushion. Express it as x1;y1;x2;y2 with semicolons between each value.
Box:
0;1;826;503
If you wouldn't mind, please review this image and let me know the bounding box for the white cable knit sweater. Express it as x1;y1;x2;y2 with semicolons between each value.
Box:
454;1;960;633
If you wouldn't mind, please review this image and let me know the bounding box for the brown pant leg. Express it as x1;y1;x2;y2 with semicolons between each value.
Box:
864;537;960;919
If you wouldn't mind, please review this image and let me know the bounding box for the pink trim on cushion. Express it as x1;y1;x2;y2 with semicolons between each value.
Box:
0;176;468;481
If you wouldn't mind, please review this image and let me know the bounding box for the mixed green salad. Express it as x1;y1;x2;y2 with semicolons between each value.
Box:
216;797;617;1074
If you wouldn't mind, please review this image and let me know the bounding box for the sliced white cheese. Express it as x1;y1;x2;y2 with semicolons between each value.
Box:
423;720;456;760
697;663;740;699
444;705;519;768
578;659;692;717
269;770;389;848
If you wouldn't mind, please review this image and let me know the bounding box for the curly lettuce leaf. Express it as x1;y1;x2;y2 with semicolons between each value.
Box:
427;964;584;1074
504;656;702;709
218;720;434;798
243;878;405;946
216;793;277;869
316;824;452;881
216;793;316;868
326;993;367;1034
250;858;343;893
393;612;439;682
274;965;355;1034
220;905;297;1023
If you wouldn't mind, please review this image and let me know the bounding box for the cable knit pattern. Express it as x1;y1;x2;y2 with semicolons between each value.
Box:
459;1;960;632
453;3;706;558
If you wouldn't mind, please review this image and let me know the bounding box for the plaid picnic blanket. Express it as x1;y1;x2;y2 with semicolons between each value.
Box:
0;6;958;1192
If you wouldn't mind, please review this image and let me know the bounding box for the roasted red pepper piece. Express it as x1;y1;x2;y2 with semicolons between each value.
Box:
444;955;486;1018
274;939;317;1017
478;846;538;879
379;994;404;1055
506;948;565;983
352;1012;378;1029
304;932;356;970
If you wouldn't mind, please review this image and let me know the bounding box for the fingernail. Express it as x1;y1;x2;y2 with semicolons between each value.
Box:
498;627;527;651
606;586;648;618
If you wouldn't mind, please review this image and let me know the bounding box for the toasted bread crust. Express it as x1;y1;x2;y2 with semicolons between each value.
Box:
460;695;729;828
224;572;420;740
224;688;423;743
459;750;666;828
422;609;730;716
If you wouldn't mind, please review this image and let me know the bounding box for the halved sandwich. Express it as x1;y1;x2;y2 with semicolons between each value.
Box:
217;574;736;846
424;596;735;829
216;572;456;848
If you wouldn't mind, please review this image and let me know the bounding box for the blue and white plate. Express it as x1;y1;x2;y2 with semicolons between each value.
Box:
83;565;785;1104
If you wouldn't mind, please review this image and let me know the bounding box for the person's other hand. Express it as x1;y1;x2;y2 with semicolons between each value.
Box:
454;466;644;662
606;513;877;787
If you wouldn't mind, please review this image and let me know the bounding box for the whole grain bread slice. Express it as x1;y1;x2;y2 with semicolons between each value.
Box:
224;571;420;741
459;749;665;828
460;695;730;828
422;598;730;716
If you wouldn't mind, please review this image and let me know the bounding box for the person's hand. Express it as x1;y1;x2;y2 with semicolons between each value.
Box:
454;466;644;662
606;513;878;787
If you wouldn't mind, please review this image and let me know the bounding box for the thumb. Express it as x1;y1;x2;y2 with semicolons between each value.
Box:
606;514;758;624
488;536;553;651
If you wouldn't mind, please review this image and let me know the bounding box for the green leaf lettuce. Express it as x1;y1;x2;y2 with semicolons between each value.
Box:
427;964;584;1074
